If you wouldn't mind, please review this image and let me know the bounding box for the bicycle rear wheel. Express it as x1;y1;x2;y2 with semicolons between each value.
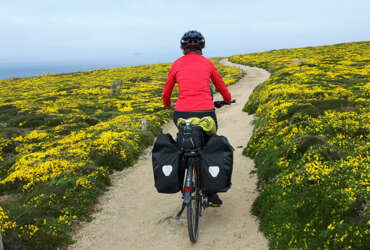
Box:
187;165;201;242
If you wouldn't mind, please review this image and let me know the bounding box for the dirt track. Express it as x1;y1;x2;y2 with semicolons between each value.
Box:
69;59;270;250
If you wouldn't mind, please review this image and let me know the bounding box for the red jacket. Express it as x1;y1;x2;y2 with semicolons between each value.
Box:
162;52;232;111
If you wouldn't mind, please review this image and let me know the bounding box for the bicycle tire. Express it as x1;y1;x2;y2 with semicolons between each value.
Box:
187;166;201;242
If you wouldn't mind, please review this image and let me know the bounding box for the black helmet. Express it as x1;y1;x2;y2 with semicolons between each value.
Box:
180;30;205;50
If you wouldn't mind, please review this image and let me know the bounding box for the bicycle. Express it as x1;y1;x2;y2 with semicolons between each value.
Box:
174;100;235;243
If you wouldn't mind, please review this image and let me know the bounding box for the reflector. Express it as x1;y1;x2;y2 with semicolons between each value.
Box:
162;165;173;176
209;166;220;177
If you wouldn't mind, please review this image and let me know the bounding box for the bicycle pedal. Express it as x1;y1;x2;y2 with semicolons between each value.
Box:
209;202;221;208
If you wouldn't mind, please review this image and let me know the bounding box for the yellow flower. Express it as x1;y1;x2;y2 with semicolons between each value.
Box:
76;177;92;189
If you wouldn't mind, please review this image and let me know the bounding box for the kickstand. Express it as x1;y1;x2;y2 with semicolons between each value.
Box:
175;203;186;220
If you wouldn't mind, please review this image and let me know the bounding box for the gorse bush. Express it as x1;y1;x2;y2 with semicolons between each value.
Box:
0;59;243;249
230;41;369;249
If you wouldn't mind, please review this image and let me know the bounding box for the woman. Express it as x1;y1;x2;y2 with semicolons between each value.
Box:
162;30;232;205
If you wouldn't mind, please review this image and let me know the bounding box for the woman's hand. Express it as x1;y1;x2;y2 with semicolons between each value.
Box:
166;102;176;110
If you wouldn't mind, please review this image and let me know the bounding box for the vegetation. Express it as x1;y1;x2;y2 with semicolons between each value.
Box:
0;59;243;249
230;41;369;249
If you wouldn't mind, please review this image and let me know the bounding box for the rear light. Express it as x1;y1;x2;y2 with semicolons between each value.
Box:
184;187;191;193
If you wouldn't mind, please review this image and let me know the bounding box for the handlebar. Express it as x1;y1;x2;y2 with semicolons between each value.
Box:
214;99;236;109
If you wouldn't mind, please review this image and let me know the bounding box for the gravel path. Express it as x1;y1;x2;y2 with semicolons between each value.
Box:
69;59;270;250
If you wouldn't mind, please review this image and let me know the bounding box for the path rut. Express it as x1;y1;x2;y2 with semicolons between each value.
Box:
69;59;270;250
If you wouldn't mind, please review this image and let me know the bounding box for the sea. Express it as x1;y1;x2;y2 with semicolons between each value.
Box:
0;56;176;80
0;63;135;80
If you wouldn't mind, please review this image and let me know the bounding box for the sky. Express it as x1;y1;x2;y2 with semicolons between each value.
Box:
0;0;369;78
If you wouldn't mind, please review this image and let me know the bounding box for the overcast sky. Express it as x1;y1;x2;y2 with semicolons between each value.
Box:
1;0;369;70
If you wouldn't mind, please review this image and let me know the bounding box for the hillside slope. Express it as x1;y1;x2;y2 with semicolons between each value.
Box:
230;41;369;249
0;60;242;249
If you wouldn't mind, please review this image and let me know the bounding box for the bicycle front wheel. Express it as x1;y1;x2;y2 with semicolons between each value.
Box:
187;167;201;242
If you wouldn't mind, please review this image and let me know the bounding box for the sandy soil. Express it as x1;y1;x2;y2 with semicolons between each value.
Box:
69;59;270;250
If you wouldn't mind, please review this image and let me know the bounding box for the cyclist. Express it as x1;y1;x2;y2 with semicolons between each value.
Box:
162;30;232;206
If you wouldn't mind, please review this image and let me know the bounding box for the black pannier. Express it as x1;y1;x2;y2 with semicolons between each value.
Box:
176;124;205;150
152;133;184;193
200;135;234;193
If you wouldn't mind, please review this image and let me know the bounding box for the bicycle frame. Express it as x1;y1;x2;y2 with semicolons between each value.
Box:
183;152;199;204
175;150;203;219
